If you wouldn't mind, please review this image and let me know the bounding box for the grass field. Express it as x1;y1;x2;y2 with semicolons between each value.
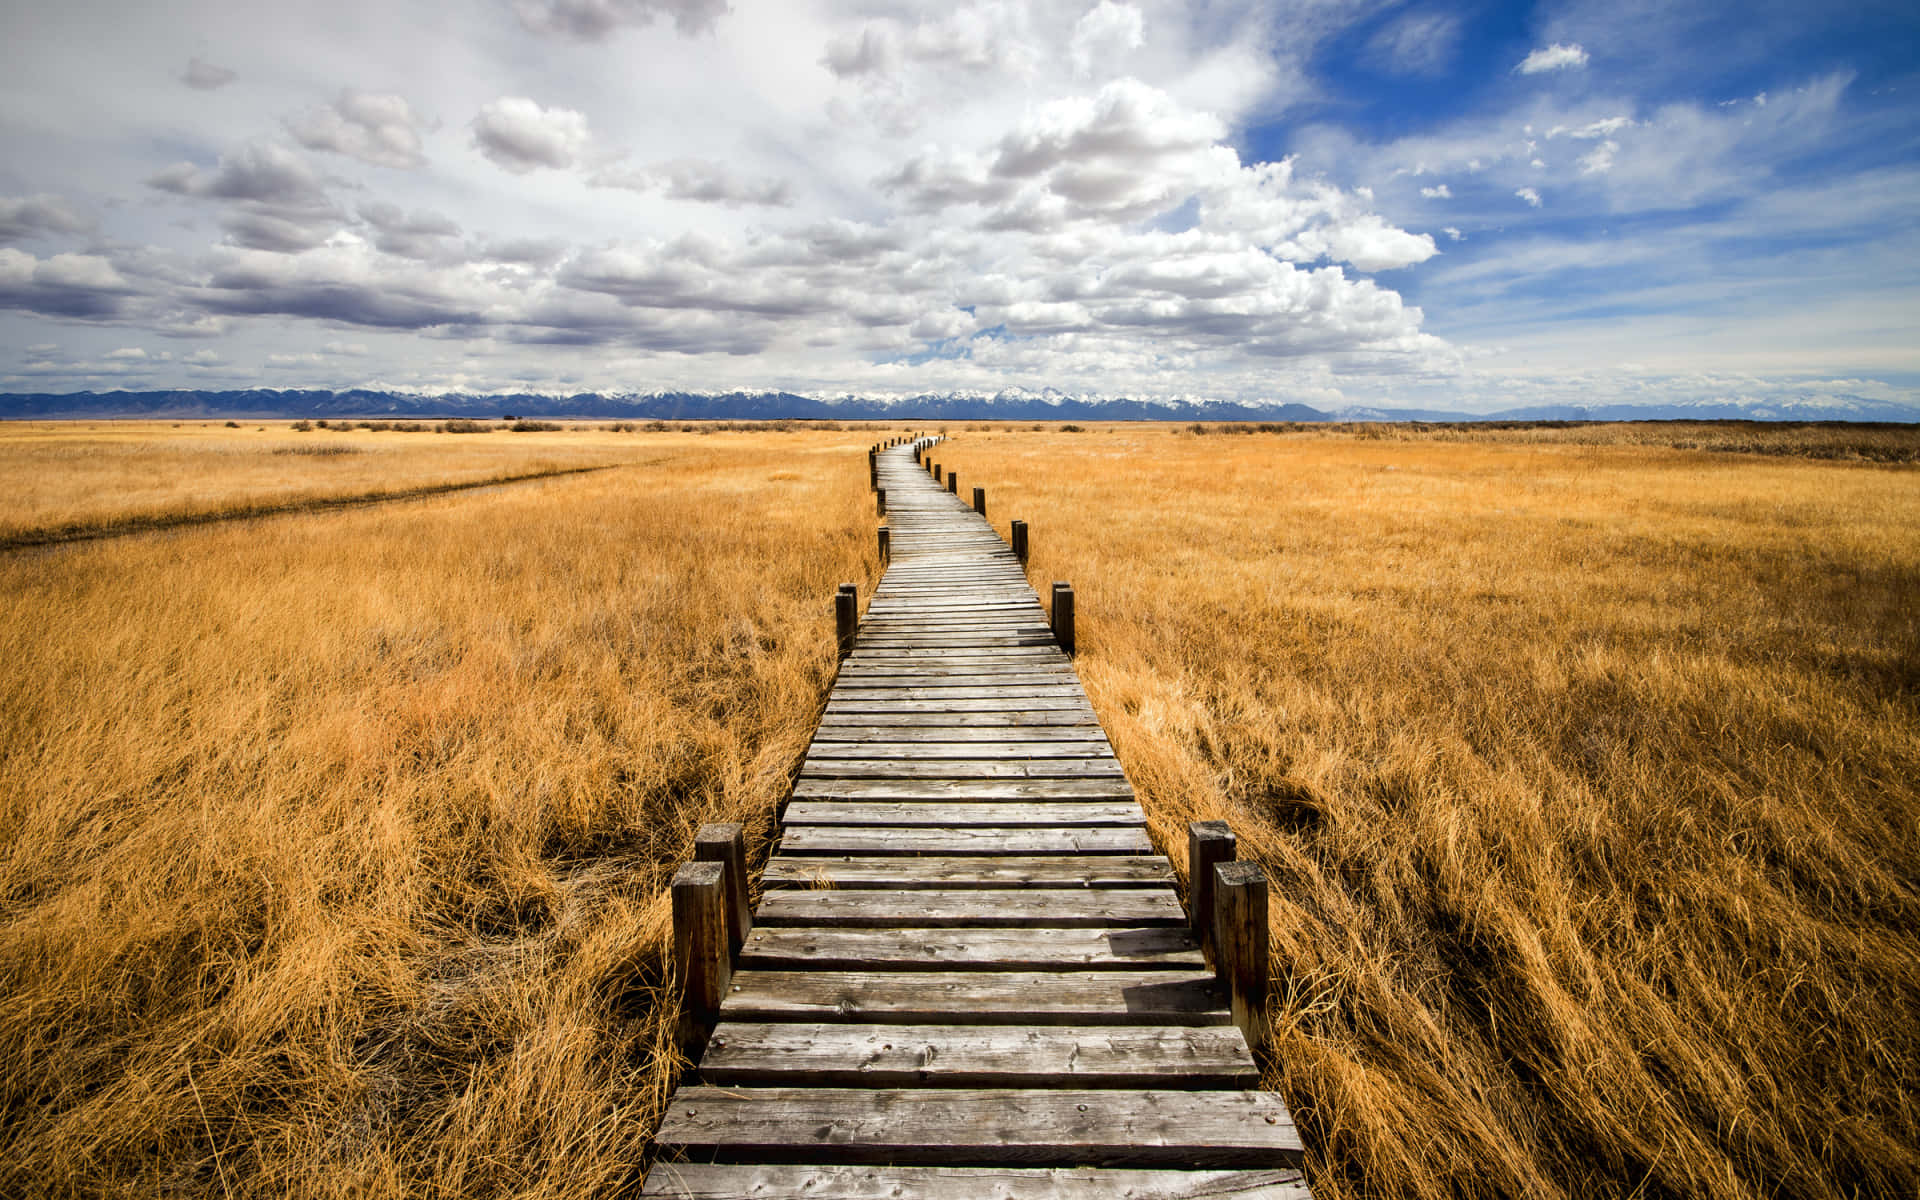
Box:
937;423;1920;1200
0;423;882;1197
4;419;1917;1198
0;420;843;548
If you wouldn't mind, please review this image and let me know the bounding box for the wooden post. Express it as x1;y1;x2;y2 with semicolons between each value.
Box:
867;449;876;491
835;583;857;659
694;822;750;953
1187;821;1236;960
947;471;958;495
877;524;890;559
1212;861;1270;1053
877;488;887;516
933;464;941;482
672;860;729;1047
972;486;986;516
1051;581;1075;656
1011;519;1029;564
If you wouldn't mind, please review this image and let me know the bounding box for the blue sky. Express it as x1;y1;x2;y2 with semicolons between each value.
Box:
1;0;1916;412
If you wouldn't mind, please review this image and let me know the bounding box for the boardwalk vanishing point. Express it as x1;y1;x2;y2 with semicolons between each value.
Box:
640;441;1313;1198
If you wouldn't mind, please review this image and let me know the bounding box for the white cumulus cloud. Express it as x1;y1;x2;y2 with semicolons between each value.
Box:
1420;184;1451;198
470;97;590;173
1515;186;1542;206
1069;2;1145;79
288;92;430;169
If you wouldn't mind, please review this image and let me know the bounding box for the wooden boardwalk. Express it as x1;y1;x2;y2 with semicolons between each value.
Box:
641;443;1312;1198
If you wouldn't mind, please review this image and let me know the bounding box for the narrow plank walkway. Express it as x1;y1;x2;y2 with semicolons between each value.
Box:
641;443;1313;1198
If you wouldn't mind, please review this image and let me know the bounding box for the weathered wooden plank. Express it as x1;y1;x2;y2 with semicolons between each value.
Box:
698;1023;1251;1087
754;889;1184;929
847;648;1066;661
777;826;1155;856
828;685;1085;699
720;970;1228;1024
863;604;1041;616
803;741;1116;759
792;778;1133;800
739;926;1202;969
865;597;1031;603
760;855;1174;889
815;712;1100;728
825;700;1093;717
781;801;1143;828
830;670;1081;685
799;759;1126;780
653;1087;1303;1167
856;625;1052;637
639;1164;1313;1200
852;637;1062;650
809;726;1111;744
858;619;1039;627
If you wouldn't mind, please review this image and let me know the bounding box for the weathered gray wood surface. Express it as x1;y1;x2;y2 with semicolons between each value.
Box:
738;926;1205;970
699;1022;1252;1087
776;825;1157;856
759;855;1174;889
781;800;1143;827
654;1087;1304;1166
643;441;1308;1197
754;888;1185;928
791;777;1133;799
640;1165;1312;1199
722;969;1230;1024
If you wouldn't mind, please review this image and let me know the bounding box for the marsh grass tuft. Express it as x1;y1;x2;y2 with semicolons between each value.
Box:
273;444;362;456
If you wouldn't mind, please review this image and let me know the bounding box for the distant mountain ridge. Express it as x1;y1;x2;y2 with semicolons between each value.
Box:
3;388;1917;424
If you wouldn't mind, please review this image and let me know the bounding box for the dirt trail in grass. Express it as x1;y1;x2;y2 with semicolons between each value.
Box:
0;464;621;552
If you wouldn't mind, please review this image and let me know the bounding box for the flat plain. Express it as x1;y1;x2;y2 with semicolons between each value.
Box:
3;418;1917;1199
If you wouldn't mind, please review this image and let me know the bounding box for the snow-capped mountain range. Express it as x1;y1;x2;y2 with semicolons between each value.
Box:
3;388;1917;424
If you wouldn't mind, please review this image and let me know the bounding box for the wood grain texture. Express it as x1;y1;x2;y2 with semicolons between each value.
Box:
799;758;1127;780
792;778;1132;800
809;725;1112;744
780;801;1144;828
698;1023;1252;1088
719;970;1229;1024
753;888;1185;929
653;1087;1303;1167
738;926;1202;971
776;826;1157;856
760;855;1175;889
639;1165;1314;1199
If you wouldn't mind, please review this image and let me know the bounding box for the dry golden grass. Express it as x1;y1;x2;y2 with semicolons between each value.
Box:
1182;419;1920;463
939;424;1920;1200
11;418;1919;1199
0;430;882;1197
0;421;727;547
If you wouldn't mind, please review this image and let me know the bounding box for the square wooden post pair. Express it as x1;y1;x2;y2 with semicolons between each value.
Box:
670;822;752;1055
1188;821;1270;1053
